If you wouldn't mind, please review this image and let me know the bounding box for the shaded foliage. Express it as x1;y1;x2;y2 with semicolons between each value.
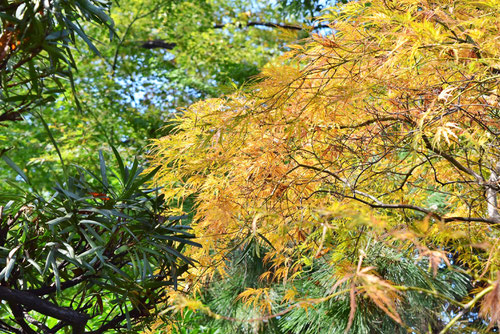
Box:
0;150;199;333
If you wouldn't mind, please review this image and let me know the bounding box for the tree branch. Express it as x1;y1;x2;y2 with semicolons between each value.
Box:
346;192;499;224
140;40;176;50
25;314;51;334
422;135;483;182
139;21;329;50
214;21;306;30
9;302;37;334
0;286;88;334
294;162;500;224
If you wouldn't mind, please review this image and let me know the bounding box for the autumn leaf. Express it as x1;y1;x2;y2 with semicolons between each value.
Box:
480;274;500;330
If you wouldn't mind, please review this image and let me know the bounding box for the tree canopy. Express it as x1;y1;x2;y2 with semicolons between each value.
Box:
0;0;320;189
0;0;114;122
0;151;199;333
150;0;500;332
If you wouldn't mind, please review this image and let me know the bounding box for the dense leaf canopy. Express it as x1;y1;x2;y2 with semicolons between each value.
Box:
0;0;114;122
150;0;500;332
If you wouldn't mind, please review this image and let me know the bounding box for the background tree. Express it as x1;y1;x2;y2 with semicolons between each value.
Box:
150;0;500;332
0;0;114;123
1;0;329;189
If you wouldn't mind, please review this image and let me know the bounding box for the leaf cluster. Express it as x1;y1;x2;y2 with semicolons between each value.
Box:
149;0;500;331
0;0;114;122
0;149;199;333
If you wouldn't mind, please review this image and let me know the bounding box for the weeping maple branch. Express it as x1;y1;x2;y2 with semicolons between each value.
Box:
294;162;500;224
421;135;483;183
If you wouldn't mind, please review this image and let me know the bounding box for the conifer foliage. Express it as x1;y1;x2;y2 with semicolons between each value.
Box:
150;0;500;332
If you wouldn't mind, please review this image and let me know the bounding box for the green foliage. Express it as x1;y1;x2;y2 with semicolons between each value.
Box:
0;149;199;332
0;0;314;191
277;0;332;19
169;310;221;334
174;244;470;334
0;0;114;122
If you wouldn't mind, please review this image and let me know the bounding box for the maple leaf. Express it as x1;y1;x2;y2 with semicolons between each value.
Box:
480;274;500;329
417;248;451;277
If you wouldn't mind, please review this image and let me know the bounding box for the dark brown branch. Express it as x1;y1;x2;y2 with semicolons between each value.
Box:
140;40;176;50
214;21;305;30
346;192;499;224
422;135;483;182
9;302;37;334
139;21;330;50
0;111;23;123
0;286;88;334
294;163;499;225
338;117;401;129
25;314;51;334
379;159;428;196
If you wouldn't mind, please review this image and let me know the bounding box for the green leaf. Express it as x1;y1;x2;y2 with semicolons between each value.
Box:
156;243;196;266
63;18;102;57
2;95;39;102
111;144;126;181
83;224;105;244
46;213;73;227
104;263;132;280
99;150;109;189
77;246;104;260
80;219;111;231
36;112;67;176
152;235;201;248
1;246;20;281
125;157;139;189
0;12;21;23
56;187;82;200
43;248;56;276
28;61;39;94
46;30;70;41
75;166;110;191
114;245;129;255
2;155;29;184
51;261;61;291
27;259;42;274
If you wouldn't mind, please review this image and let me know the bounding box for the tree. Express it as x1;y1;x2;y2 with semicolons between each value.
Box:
0;0;114;123
0;150;199;333
150;0;500;332
0;0;324;190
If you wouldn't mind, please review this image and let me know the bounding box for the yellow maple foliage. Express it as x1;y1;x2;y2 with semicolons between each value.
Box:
149;0;500;330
